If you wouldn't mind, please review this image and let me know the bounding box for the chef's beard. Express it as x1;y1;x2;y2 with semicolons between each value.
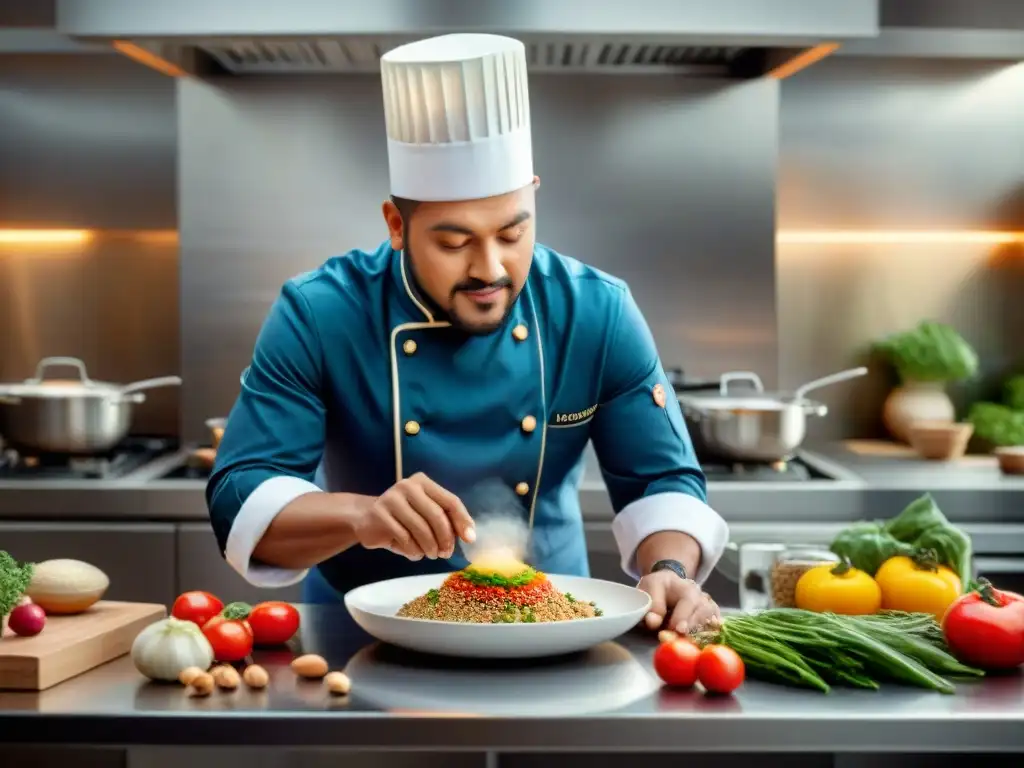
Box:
405;245;519;337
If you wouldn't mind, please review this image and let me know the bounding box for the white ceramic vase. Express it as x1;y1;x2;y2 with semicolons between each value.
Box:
883;381;956;444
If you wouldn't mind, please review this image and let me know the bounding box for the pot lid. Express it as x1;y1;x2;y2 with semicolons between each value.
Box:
0;357;123;399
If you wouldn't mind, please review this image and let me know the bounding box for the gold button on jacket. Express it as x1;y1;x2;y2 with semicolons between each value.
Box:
403;339;417;355
404;420;420;436
521;415;537;433
515;482;530;496
512;324;529;341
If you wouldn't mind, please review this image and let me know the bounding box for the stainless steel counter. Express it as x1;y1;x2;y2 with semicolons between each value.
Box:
1;605;1022;753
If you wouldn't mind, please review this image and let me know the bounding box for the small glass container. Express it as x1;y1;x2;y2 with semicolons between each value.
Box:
769;547;839;608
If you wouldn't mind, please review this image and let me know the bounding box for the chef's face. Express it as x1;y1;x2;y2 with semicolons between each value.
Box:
383;179;538;335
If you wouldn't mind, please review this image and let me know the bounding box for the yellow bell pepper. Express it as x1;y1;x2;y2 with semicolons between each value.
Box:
874;550;962;621
794;559;882;615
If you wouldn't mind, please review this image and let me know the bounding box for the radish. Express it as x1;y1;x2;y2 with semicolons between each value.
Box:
8;603;46;636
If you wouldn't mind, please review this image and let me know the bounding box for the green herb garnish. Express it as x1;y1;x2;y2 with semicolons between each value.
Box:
565;593;575;603
461;565;538;588
426;588;440;606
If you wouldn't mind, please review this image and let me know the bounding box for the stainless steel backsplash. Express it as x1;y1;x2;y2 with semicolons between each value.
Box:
4;51;1022;446
177;73;780;442
777;57;1024;440
0;54;180;437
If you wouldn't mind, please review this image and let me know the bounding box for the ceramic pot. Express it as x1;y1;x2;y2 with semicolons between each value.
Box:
883;381;955;443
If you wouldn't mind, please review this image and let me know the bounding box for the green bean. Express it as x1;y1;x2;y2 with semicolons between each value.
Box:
723;622;822;678
831;669;880;690
829;625;956;694
850;622;984;678
725;632;831;693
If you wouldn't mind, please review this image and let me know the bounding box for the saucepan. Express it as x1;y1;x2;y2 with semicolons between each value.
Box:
677;366;868;463
0;356;182;454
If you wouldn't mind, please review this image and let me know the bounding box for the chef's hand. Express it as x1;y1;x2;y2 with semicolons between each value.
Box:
638;570;720;636
351;472;476;561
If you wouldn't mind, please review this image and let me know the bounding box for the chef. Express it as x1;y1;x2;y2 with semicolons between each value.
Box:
207;33;729;635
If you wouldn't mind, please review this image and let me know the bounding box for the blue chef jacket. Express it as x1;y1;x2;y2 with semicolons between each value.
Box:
206;240;728;599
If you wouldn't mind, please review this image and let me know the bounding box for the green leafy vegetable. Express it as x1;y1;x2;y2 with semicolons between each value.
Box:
968;402;1024;447
830;494;972;589
426;588;440;606
872;320;978;383
1004;375;1024;412
830;522;914;576
0;550;34;618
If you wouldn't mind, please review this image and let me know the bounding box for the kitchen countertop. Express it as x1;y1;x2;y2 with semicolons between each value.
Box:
0;441;1021;528
1;605;1022;753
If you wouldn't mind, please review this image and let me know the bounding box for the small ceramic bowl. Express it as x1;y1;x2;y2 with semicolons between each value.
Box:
907;420;974;461
994;446;1024;475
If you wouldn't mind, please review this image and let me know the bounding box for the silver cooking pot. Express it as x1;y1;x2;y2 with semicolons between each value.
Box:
0;356;182;454
677;367;867;462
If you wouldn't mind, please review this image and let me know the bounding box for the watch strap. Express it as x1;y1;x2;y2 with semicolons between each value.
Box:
650;559;689;581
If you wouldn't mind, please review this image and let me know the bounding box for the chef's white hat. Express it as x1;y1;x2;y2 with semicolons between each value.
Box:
380;34;533;202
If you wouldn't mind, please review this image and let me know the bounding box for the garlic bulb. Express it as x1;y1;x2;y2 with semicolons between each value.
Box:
131;617;214;682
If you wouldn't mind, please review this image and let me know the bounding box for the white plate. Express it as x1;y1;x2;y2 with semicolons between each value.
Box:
344;572;652;659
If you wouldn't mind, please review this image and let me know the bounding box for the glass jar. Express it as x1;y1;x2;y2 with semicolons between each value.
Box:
769;547;839;608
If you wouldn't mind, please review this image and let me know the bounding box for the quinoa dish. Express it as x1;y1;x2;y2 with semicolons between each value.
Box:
397;557;602;624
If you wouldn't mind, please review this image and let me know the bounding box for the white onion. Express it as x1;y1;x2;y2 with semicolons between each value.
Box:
131;617;214;682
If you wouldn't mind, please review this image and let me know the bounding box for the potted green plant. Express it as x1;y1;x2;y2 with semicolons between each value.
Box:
872;320;979;443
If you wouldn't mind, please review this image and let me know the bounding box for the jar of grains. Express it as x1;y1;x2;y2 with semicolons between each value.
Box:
769;548;840;608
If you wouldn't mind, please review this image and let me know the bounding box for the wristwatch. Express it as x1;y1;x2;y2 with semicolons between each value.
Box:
650;559;689;581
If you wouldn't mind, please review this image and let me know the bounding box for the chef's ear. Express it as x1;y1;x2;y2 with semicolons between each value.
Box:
533;175;540;190
382;200;404;251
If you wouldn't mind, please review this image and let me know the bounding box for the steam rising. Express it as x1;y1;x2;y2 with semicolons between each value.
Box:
459;478;532;566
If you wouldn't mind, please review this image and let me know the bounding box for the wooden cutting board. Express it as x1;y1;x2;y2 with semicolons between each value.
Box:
0;600;165;691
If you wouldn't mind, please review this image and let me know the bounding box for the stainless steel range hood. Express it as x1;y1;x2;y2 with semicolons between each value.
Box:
55;0;880;77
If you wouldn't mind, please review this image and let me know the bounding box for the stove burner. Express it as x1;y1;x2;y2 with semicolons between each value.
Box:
0;436;177;480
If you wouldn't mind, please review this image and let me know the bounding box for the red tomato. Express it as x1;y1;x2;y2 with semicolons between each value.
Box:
942;580;1024;670
696;644;745;694
653;639;701;688
203;620;253;662
204;613;252;636
171;591;223;629
248;601;300;646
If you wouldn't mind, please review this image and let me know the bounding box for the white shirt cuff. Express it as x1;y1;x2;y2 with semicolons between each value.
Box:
611;492;730;585
224;476;323;588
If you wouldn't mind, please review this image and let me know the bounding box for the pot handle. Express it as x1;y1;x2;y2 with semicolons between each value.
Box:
0;395;21;405
719;371;765;396
118;375;183;399
27;356;92;385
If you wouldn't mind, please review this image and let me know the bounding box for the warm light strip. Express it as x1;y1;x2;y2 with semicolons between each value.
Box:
112;41;186;78
767;43;840;80
0;229;93;244
777;230;1024;245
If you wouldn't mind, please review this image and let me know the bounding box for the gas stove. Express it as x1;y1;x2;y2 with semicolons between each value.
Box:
0;436;178;480
701;456;833;482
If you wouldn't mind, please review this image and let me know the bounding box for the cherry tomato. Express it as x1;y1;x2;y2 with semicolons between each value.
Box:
696;644;745;694
942;580;1024;670
204;613;253;636
203;620;253;662
171;591;223;629
248;601;300;646
653;638;701;688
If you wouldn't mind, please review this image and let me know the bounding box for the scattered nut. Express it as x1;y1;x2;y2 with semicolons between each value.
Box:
212;665;240;690
324;671;351;696
242;664;269;689
291;654;329;679
178;666;205;686
658;630;678;645
187;672;215;697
